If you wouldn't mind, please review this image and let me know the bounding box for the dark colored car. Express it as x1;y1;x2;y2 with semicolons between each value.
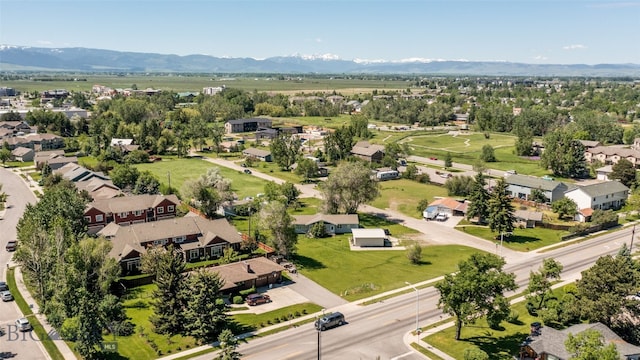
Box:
6;240;17;252
246;293;271;306
0;281;8;291
244;169;252;174
315;312;345;331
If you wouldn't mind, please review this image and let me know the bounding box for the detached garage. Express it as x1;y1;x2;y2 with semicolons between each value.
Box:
351;228;387;247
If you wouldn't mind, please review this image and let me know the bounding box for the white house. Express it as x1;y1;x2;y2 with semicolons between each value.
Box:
351;228;387;247
596;165;613;181
564;181;629;211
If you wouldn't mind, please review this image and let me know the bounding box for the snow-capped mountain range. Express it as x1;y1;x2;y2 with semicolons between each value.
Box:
1;45;639;76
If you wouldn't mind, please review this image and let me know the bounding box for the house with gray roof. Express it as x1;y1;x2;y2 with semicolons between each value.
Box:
293;214;359;235
585;146;640;168
242;148;272;162
10;146;34;162
564;181;629;211
99;214;242;273
205;257;285;292
224;118;272;133
505;174;574;203
520;322;640;360
350;141;385;163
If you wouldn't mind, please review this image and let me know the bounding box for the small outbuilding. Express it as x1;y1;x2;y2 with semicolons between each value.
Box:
351;228;387;247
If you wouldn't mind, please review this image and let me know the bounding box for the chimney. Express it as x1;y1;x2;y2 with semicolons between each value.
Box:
242;261;252;273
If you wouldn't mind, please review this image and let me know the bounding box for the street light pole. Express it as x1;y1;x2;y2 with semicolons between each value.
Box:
405;281;420;334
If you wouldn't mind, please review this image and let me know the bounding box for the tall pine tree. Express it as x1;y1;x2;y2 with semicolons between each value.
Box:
150;245;187;335
488;178;515;237
183;269;228;344
466;172;490;224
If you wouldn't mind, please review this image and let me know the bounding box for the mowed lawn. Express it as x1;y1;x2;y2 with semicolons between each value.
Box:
295;235;484;301
405;132;516;153
457;225;569;252
135;158;269;199
371;179;448;218
111;284;198;360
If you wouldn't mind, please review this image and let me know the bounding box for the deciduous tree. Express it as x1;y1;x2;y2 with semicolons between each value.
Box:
258;201;297;258
270;132;301;170
565;329;619;360
436;253;517;340
320;161;379;214
552;197;578;220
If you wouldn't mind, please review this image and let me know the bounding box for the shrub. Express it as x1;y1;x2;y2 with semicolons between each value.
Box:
59;316;80;341
506;310;520;324
307;221;327;238
233;295;244;304
117;321;135;336
463;347;489;360
240;287;256;297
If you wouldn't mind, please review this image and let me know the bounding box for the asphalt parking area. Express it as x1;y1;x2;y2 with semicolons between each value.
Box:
229;285;309;315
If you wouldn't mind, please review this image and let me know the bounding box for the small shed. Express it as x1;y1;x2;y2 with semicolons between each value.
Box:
351;228;387;247
514;210;543;228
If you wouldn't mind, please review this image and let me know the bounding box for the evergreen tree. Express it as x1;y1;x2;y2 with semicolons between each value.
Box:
488;178;515;236
444;152;453;168
466;172;490;224
217;329;242;360
183;269;227;344
150;245;187;335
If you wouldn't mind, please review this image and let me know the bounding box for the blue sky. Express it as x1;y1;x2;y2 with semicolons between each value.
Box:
1;0;639;65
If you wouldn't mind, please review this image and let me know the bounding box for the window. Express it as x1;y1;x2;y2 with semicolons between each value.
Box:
119;212;128;218
96;214;104;222
189;249;199;260
153;239;168;246
174;236;186;244
134;210;143;216
157;206;164;214
167;205;175;212
84;216;91;223
337;224;343;229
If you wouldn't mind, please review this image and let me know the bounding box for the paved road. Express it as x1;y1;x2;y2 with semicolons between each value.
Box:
0;167;49;360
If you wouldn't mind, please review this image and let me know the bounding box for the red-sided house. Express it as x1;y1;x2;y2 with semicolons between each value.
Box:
99;214;242;273
85;194;181;234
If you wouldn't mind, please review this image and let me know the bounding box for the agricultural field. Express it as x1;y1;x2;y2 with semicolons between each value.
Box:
1;75;409;94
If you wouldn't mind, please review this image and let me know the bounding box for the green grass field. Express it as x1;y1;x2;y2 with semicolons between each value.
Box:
457;225;569;252
371;179;448;218
134;157;269;199
295;235;483;301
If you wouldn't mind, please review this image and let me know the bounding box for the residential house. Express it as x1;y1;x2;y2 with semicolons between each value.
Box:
46;155;78;170
351;228;387;247
564;181;629;211
585;146;640;168
75;178;123;200
505;174;573;203
350;141;385;163
242;148;272;162
2;133;64;151
0;120;34;138
255;128;278;140
520;322;640;360
514;210;543;228
55;163;110;183
34;150;65;169
428;197;468;216
208;257;285;292
84;194;181;233
224;118;272;133
578;140;602;149
293;214;359;235
110;138;139;153
100;215;242;272
10;147;34;162
596;165;613;181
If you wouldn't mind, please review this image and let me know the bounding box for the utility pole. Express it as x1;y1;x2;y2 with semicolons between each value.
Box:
631;225;636;252
167;171;171;194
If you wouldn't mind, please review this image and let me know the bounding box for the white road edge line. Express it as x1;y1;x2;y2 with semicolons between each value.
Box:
390;351;415;360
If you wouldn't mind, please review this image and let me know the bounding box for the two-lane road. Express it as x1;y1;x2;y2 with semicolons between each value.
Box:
0;167;48;360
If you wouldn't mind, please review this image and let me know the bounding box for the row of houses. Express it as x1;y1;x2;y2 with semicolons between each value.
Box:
54;163;123;200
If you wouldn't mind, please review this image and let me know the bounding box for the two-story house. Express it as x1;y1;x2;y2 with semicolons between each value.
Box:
99;215;242;272
84;194;181;233
224;118;273;134
564;181;629;212
350;141;385;163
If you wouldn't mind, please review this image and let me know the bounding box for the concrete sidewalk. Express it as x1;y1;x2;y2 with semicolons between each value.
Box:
12;265;76;360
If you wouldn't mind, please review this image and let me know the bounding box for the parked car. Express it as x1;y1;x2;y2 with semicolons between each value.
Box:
15;317;31;332
6;240;17;252
0;281;8;291
241;163;247;167
244;169;252;174
439;173;452;178
315;312;345;331
505;170;517;175
246;293;271;306
435;213;448;222
1;290;13;302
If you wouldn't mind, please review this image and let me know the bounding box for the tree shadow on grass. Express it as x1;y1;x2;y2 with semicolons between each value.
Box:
503;235;540;245
292;255;325;270
462;331;528;359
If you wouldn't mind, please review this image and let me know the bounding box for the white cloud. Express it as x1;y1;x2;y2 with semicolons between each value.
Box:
534;55;548;60
563;44;587;50
36;40;53;46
